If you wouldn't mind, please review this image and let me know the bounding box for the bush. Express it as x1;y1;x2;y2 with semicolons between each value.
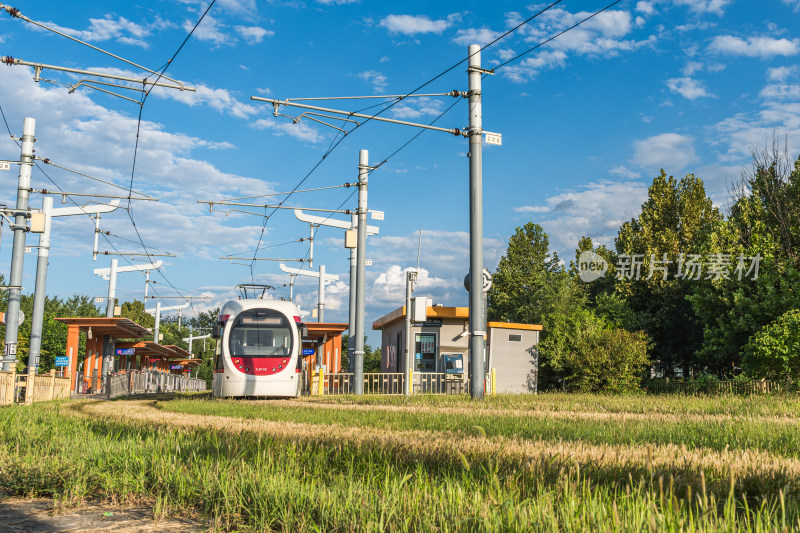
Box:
563;328;650;393
743;308;800;381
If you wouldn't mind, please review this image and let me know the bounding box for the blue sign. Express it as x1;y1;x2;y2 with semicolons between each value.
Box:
302;348;315;356
115;348;135;356
170;365;183;370
55;356;69;367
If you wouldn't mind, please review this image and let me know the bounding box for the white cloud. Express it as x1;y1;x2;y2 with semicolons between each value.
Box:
379;14;456;36
185;14;231;45
504;8;656;82
37;15;172;48
667;77;714;100
781;0;800;12
235;26;274;44
252;118;323;143
709;35;800;58
0;67;278;261
759;84;800;100
768;65;798;82
671;0;731;15
513;180;649;256
636;1;655;15
318;0;360;4
356;70;388;92
390;97;443;119
609;165;640;179
633;133;698;171
453;28;501;47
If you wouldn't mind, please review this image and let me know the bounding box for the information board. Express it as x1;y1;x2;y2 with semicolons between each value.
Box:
55;356;69;367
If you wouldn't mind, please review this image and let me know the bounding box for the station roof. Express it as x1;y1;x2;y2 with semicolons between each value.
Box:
54;317;152;339
487;321;543;331
115;341;192;360
303;323;348;343
175;358;203;367
372;306;469;330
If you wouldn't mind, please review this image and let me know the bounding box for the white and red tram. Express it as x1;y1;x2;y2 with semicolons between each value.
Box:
211;298;306;398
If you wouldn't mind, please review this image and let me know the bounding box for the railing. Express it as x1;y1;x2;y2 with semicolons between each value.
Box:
645;379;782;395
107;369;207;399
308;372;480;396
364;373;405;395
0;370;72;406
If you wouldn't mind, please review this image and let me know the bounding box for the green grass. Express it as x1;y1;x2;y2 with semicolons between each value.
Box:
2;395;800;532
159;393;800;459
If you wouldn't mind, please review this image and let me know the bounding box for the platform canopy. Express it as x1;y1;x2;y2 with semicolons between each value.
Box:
115;341;192;360
303;323;349;343
54;317;152;339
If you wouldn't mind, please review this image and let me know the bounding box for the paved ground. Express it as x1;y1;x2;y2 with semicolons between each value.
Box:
0;496;205;532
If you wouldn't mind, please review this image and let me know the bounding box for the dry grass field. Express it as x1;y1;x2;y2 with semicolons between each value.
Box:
2;392;800;532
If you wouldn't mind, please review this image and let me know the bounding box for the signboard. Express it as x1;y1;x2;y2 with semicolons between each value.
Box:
444;353;464;374
412;318;443;328
148;358;160;362
95;297;105;303
55;356;69;367
484;132;502;146
170;365;183;370
302;348;316;356
370;210;384;221
0;161;10;171
365;259;373;266
115;348;135;356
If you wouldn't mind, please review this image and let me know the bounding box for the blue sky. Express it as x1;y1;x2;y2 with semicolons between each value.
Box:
0;0;799;342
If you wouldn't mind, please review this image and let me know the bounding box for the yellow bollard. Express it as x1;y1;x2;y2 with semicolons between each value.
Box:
491;368;496;396
318;367;324;396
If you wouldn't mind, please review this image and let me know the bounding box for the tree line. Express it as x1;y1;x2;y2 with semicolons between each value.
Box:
488;142;800;391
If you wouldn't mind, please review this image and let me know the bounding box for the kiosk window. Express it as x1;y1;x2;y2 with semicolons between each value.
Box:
509;334;522;342
414;333;437;372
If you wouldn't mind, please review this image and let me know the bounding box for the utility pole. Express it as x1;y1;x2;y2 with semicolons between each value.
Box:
146;302;189;344
28;198;120;371
404;270;417;396
291;208;380;371
348;212;357;372
279;263;339;323
353;149;369;395
2;117;34;371
467;44;486;400
106;259;118;318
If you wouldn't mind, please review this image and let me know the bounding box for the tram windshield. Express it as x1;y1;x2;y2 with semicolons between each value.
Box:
229;309;293;357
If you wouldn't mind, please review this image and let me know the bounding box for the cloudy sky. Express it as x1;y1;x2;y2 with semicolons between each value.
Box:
0;0;798;342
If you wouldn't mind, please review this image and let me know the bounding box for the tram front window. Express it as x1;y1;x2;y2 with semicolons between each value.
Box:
229;309;292;357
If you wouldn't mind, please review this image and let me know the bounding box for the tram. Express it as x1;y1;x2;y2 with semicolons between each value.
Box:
211;286;306;398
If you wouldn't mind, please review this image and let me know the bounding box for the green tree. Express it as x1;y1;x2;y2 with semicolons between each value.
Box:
743;309;800;381
615;170;722;377
562;328;650;393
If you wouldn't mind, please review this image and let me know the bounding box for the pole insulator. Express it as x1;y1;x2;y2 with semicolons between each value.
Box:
3;56;14;65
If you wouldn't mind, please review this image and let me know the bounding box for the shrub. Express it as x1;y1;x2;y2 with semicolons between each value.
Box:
743;308;800;381
563;328;650;393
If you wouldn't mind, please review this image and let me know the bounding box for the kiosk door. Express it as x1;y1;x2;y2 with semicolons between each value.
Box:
414;333;437;372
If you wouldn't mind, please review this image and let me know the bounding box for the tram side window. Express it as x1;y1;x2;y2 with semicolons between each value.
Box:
214;334;223;370
229;309;292;357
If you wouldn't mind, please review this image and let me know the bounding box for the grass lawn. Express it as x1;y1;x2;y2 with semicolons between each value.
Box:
2;392;799;531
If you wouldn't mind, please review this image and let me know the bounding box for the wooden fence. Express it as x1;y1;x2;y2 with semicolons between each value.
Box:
0;370;72;406
645;379;782;395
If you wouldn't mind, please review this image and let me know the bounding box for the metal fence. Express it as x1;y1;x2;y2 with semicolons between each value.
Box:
646;379;782;395
310;371;478;396
0;370;72;406
107;370;207;399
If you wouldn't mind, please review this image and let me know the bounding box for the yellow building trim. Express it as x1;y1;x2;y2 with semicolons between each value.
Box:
487;321;543;331
373;306;469;330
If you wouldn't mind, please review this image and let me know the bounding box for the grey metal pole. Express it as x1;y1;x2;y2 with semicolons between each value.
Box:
154;301;161;344
2;117;34;372
188;326;193;355
353;149;368;395
317;264;325;323
348;212;357;372
467;44;486;400
28;196;53;371
106;258;118;318
403;271;416;396
144;269;149;300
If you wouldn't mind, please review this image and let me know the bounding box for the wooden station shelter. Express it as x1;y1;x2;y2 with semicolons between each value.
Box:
302;323;348;373
55;317;152;393
113;341;194;374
